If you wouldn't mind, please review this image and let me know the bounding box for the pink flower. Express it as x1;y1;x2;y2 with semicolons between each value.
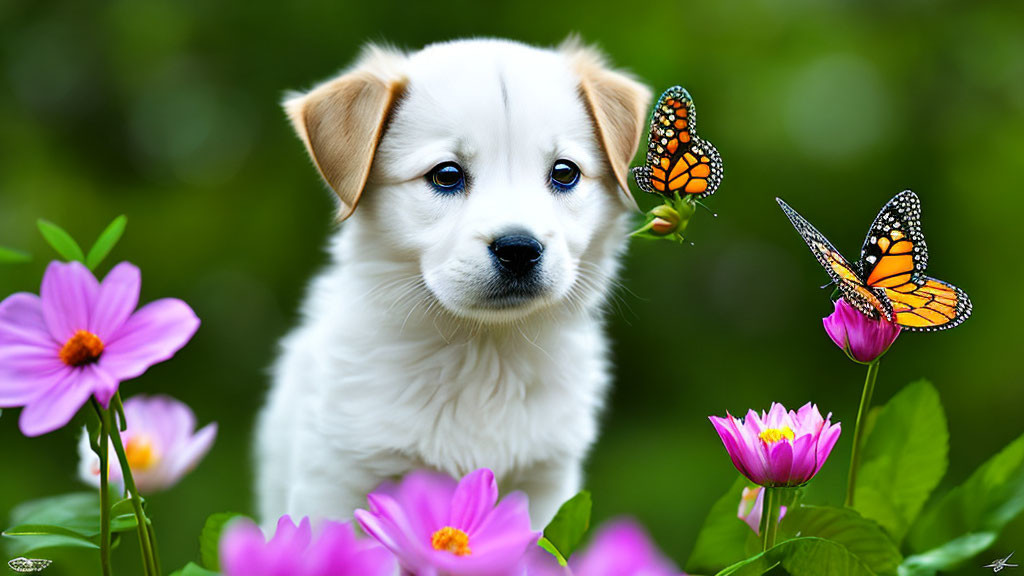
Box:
570;518;683;576
0;261;199;436
77;394;216;493
220;515;396;576
355;468;540;576
737;486;787;535
709;402;841;487
823;298;901;364
524;518;684;576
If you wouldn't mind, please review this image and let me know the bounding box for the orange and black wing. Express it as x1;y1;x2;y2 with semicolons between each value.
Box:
885;276;972;331
858;190;928;289
859;190;972;331
632;86;723;200
777;198;893;321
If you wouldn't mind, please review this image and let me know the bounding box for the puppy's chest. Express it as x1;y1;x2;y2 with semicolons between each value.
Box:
332;328;608;477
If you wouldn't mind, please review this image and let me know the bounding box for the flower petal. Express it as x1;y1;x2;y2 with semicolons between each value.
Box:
450;468;499;534
570;518;680;576
472;490;536;544
89;365;119;408
395;470;457;543
767;440;794;485
89;262;140;338
710;416;755;482
0;345;68;406
100;298;199;381
788;433;818;483
0;293;56;348
40;261;98;342
19;369;94;436
167;421;217;483
220;519;268;576
813;422;843;476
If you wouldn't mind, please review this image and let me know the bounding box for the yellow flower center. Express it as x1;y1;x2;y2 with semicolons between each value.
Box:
59;330;104;367
759;426;795;444
125;435;158;471
431;526;471;556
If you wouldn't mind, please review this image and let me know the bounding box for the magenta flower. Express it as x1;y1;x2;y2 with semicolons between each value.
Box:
823;298;901;364
220;515;396;576
737;486;787;535
524;518;684;576
0;261;199;436
709;402;841;487
355;468;540;576
571;518;683;576
78;394;216;493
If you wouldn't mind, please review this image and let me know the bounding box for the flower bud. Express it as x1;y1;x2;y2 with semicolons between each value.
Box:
822;298;901;364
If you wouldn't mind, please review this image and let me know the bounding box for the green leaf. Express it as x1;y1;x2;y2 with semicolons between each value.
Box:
109;498;141;534
781;506;901;576
898;532;996;576
2;491;139;557
687;476;758;574
907;431;1024;564
37;219;85;263
169;561;220;576
0;246;31;263
1;524;100;551
542;491;591;561
8;492;109;537
538;537;568;566
85;214;127;270
715;536;877;576
200;512;244;570
854;379;948;543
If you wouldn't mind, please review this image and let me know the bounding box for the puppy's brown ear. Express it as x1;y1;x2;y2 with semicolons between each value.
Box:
563;39;651;211
284;46;407;221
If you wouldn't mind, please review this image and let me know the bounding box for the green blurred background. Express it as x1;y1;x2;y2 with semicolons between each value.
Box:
1;0;1022;574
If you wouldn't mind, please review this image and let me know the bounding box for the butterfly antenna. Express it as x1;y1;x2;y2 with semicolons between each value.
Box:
820;281;834;290
695;200;719;218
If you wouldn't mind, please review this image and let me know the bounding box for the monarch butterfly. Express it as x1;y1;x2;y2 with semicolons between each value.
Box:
632;86;723;200
777;190;972;331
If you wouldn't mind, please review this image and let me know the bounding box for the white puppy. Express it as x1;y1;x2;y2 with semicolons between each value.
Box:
256;38;650;528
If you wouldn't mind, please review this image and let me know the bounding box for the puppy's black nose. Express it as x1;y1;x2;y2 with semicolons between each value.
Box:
489;234;543;277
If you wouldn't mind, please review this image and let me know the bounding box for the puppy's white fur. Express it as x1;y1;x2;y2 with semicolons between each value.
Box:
257;38;649;528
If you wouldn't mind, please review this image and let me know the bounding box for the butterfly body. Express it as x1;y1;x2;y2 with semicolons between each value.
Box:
778;190;971;332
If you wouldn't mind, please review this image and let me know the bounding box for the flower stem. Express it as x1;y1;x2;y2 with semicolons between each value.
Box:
91;400;112;576
109;393;160;576
846;359;880;508
760;487;780;551
147;521;161;573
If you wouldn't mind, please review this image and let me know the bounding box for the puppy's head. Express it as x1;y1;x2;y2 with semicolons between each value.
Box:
285;39;650;324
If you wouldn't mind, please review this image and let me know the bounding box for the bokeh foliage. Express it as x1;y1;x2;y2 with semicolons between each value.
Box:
1;0;1022;574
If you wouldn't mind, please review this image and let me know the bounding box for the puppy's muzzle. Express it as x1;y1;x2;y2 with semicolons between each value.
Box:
489;234;544;278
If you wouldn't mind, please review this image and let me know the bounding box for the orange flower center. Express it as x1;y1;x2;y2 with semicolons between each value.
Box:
59;330;104;366
431;526;471;556
759;426;795;444
125;435;158;471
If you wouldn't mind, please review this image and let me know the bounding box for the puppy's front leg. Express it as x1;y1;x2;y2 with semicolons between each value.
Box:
283;425;402;522
508;459;584;529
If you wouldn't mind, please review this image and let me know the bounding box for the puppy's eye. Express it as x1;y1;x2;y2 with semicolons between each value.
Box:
427;162;465;194
549;160;581;192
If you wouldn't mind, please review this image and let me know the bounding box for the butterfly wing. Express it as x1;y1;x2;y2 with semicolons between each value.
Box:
632;86;723;199
885;276;972;331
777;198;893;320
859;190;971;330
858;190;928;288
